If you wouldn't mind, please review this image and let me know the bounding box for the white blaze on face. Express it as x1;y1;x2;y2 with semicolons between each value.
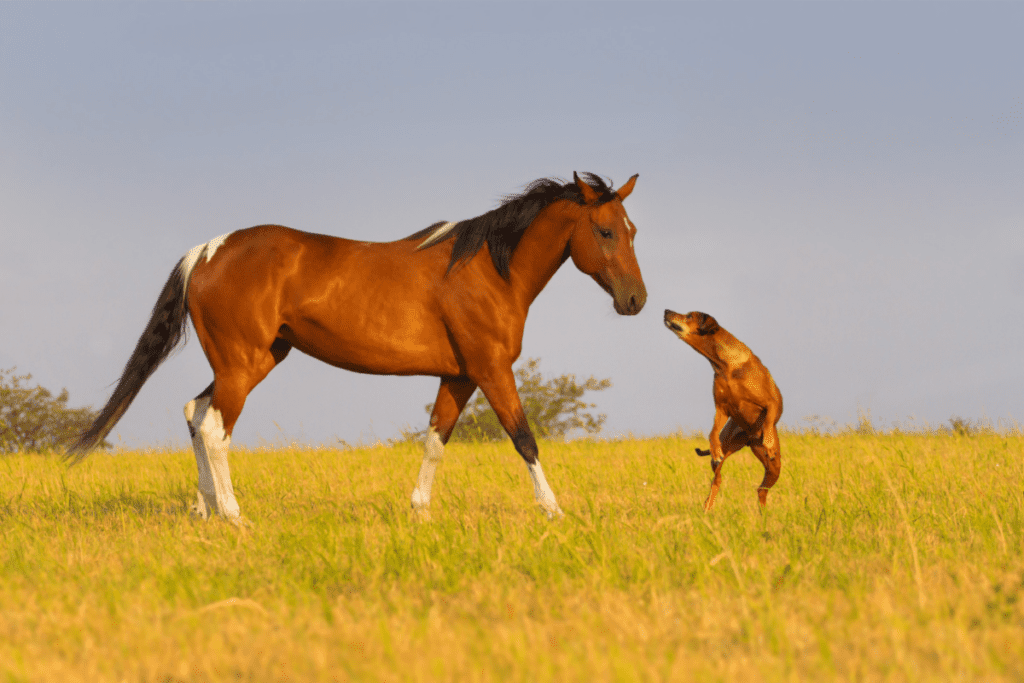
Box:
624;217;634;249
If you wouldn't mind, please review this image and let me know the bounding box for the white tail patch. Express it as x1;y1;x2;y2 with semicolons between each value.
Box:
205;232;231;263
179;232;234;290
416;221;458;251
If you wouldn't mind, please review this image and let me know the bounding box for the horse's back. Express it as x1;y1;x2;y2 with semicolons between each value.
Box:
187;224;462;377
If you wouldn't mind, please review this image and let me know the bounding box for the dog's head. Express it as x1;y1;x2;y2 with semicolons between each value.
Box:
664;309;721;342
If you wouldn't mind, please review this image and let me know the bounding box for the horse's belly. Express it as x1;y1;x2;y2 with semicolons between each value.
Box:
283;318;462;377
276;241;468;376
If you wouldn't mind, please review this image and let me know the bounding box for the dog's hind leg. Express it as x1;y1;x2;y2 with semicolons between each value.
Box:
705;414;747;511
751;424;782;507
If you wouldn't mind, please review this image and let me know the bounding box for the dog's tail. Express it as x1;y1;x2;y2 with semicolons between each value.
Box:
695;448;711;457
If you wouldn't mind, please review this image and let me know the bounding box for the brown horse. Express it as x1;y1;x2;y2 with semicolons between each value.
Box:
69;173;647;521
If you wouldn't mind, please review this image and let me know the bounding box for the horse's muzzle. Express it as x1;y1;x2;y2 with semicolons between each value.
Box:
612;277;647;316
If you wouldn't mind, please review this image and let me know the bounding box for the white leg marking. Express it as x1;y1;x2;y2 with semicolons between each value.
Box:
527;460;563;519
416;221;458;250
184;397;241;520
184;398;210;519
411;428;444;514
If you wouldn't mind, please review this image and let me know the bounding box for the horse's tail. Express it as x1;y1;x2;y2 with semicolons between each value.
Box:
66;250;203;462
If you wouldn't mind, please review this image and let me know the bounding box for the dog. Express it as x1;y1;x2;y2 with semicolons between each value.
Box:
664;310;783;511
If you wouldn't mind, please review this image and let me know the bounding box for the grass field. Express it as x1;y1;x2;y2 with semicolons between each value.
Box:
2;430;1023;682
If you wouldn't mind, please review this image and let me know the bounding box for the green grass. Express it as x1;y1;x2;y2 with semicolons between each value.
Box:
2;432;1023;681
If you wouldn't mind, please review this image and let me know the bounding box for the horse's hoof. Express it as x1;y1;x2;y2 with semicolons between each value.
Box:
540;503;564;520
190;493;210;520
228;515;252;530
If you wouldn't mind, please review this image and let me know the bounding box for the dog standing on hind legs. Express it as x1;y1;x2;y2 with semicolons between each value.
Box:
663;310;783;511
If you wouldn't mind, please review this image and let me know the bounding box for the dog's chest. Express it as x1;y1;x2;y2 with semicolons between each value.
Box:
713;367;767;426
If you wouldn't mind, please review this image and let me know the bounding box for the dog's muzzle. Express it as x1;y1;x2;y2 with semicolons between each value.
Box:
664;310;684;332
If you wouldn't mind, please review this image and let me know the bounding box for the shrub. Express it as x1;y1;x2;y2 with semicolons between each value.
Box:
402;358;611;443
0;367;107;453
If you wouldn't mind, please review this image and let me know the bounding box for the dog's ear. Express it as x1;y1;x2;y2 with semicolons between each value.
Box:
697;313;720;336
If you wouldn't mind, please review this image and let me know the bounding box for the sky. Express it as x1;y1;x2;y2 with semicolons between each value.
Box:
1;2;1022;450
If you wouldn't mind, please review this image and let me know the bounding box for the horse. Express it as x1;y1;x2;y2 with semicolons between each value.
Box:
68;172;647;521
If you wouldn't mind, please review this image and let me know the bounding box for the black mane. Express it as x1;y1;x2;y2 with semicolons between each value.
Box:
406;173;618;280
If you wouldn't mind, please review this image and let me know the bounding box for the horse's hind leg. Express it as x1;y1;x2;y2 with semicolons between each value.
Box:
411;377;477;518
184;384;213;516
184;383;239;520
185;339;291;521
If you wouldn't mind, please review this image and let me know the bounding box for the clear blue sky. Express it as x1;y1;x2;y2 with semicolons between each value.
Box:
2;2;1022;448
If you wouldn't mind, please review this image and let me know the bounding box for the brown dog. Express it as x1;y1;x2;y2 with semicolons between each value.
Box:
664;310;783;511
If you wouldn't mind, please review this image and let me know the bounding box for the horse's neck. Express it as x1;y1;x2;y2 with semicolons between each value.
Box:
508;204;576;308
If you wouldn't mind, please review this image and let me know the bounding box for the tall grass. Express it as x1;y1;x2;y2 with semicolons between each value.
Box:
1;431;1022;681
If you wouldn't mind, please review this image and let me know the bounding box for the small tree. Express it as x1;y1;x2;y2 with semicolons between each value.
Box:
406;358;612;443
0;368;107;454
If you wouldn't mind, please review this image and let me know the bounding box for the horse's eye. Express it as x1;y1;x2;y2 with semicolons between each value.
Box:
599;229;613;239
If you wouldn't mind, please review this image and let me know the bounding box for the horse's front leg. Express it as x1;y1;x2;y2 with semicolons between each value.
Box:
410;376;477;519
476;369;563;519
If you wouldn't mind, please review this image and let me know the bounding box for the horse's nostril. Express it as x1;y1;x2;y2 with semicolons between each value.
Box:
613;280;645;315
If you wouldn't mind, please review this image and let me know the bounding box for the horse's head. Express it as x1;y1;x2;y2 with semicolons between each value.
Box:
568;172;647;316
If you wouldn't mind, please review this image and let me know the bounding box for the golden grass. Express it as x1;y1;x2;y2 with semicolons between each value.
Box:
1;432;1023;681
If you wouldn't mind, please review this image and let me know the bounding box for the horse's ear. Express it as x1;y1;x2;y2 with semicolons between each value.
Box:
616;174;638;201
574;171;601;204
697;313;720;336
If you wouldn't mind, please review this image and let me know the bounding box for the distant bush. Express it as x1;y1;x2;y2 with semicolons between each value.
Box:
401;358;611;443
854;407;877;435
783;411;1015;437
0;367;107;454
941;415;998;437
